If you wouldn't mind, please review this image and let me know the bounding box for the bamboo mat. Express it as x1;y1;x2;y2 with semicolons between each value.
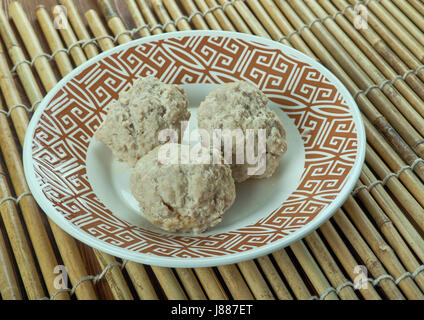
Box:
0;0;424;301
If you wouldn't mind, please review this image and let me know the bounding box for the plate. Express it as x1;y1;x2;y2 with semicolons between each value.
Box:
24;31;365;267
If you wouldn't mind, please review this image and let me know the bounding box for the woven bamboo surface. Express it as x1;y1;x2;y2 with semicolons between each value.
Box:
0;0;424;300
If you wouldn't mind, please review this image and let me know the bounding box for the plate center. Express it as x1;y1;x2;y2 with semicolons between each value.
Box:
86;83;306;236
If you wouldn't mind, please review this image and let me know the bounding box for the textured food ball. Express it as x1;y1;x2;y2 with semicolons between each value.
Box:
198;81;287;183
130;144;236;234
95;76;190;168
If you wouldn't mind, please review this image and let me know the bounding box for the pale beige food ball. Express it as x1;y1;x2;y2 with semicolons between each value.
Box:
198;81;287;183
130;144;236;234
95;76;190;167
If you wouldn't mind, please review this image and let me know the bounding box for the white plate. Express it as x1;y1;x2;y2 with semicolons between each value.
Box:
24;31;365;267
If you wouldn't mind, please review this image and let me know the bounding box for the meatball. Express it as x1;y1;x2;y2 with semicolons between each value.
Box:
130;144;236;234
197;81;287;183
95;76;190;167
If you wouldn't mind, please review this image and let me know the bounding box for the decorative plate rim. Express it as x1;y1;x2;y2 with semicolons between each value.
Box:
23;30;366;267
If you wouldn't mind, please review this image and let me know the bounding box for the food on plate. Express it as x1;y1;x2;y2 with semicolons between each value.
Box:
95;76;190;167
197;81;287;183
130;144;236;234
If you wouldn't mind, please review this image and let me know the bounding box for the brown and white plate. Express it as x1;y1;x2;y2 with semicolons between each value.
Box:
24;31;365;267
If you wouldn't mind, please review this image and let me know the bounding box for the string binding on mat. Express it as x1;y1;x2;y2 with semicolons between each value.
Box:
0;191;32;207
39;260;128;300
0;99;42;117
37;259;424;300
353;65;424;100
283;0;376;42
309;264;424;300
8;0;382;75
351;158;424;196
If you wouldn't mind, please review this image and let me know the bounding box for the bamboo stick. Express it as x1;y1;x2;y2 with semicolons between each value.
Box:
343;195;424;299
136;0;163;34
272;249;312;299
358;155;424;263
163;0;192;31
223;0;269;38
244;0;282;40
237;260;274;300
174;268;206;300
93;252;133;300
0;8;44;108
8;2;57;92
304;232;358;300
60;0;99;59
13;2;119;301
52;5;88;67
36;6;75;76
124;262;159;300
354;177;424;293
290;241;339;300
78;247;114;299
85;10;115;51
319;221;382;300
194;268;228;300
409;0;424;17
191;0;222;30
9;2;101;300
217;264;254;299
333;210;405;300
0;5;70;300
151;0;178;32
212;0;250;33
0;219;21;300
260;0;315;58
97;0;133;44
256;256;293;300
125;0;152;37
151;266;187;300
84;7;171;300
160;2;304;299
181;0;211;30
204;0;235;31
0;154;44;300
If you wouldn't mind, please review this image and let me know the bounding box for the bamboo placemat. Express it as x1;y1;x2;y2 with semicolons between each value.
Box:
0;0;424;300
